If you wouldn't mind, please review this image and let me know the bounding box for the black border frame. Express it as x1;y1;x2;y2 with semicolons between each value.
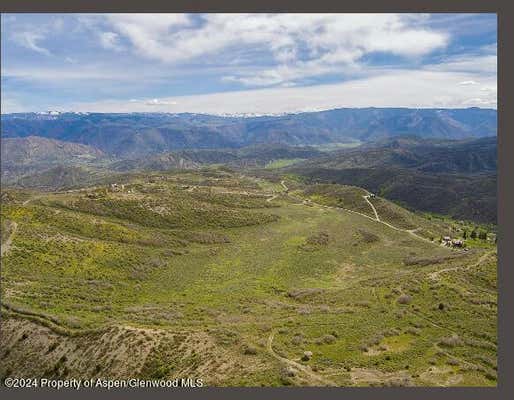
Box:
0;1;512;399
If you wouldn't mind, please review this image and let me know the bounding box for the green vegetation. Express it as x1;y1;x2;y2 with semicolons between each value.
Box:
286;136;497;224
265;159;306;169
309;141;363;151
0;170;497;387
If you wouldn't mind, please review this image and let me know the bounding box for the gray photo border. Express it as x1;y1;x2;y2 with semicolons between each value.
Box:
0;1;512;399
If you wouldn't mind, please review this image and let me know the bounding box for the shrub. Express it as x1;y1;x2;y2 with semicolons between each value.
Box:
282;367;295;377
291;335;304;346
321;334;336;344
305;232;329;246
383;328;400;337
405;327;421;336
439;335;462;347
485;371;497;380
356;229;379;244
397;294;412;305
287;288;323;299
47;342;58;353
242;344;258;355
447;358;460;366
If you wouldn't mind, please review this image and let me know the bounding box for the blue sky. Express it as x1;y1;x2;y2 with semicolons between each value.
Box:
1;13;497;114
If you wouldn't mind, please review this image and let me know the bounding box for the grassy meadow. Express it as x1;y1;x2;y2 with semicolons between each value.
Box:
0;169;497;386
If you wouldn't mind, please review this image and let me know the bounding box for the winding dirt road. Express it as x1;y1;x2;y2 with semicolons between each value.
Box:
267;329;335;386
363;194;380;221
428;249;495;281
280;179;435;245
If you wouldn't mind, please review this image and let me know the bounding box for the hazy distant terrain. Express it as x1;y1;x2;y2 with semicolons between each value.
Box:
1;108;496;156
1;136;108;183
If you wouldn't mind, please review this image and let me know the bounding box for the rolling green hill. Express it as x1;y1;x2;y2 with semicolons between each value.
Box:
297;136;497;174
1;170;497;386
287;137;497;224
111;144;323;172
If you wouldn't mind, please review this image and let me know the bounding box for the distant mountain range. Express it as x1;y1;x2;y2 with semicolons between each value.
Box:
1;107;496;157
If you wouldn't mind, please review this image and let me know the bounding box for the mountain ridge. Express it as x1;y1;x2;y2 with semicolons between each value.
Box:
1;107;497;157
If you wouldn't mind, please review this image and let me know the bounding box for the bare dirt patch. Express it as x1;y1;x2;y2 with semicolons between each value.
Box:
419;365;463;386
350;368;412;386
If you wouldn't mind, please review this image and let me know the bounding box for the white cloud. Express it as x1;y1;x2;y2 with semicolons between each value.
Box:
144;98;177;106
99;31;122;51
2;14;495;113
11;30;51;55
102;14;193;61
62;69;496;114
431;54;496;75
462;97;496;106
6;16;69;57
93;13;448;86
428;45;497;77
2;65;134;82
1;97;27;113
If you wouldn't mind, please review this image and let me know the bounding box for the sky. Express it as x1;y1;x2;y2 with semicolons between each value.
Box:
1;13;497;114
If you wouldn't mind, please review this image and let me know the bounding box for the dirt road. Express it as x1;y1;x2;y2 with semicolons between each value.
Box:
279;179;435;245
429;249;495;281
363;195;380;221
266;329;335;386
